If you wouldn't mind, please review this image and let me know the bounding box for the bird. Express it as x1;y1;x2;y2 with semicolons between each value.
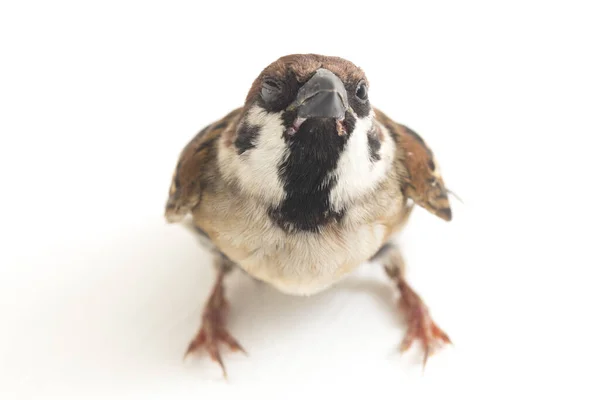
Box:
165;54;453;377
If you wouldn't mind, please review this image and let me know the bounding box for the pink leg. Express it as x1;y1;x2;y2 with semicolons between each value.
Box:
185;254;245;378
373;244;451;367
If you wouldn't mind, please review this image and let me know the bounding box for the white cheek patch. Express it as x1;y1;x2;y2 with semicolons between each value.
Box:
229;106;288;205
329;112;395;212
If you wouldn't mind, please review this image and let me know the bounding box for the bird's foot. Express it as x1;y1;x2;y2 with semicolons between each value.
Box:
184;278;245;378
397;282;451;367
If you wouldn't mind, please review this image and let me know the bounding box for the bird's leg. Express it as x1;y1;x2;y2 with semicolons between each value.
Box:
371;243;451;367
185;252;245;378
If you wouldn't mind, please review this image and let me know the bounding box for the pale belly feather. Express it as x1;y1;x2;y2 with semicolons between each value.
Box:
233;222;387;295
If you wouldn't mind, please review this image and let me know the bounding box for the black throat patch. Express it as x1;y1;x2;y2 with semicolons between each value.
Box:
269;113;355;232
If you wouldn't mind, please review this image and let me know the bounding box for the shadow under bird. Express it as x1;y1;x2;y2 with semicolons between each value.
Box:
165;54;453;377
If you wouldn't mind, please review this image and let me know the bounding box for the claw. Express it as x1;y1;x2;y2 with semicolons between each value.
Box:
422;347;430;371
399;340;412;354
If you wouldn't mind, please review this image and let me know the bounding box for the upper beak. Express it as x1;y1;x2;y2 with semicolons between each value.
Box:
288;68;349;120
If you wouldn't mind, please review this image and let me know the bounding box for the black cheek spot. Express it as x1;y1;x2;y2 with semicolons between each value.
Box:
234;124;260;155
367;130;381;162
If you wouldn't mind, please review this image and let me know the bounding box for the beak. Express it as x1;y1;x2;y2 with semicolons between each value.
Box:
288;68;349;120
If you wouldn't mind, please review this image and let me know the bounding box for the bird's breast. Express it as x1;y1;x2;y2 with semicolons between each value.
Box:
193;192;403;296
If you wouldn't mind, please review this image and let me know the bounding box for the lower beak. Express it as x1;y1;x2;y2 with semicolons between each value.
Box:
288;68;349;120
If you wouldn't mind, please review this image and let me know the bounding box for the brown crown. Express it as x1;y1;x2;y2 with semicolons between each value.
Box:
245;54;367;105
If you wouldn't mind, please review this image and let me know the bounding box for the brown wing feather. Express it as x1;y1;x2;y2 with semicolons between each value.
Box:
165;108;242;222
375;109;452;221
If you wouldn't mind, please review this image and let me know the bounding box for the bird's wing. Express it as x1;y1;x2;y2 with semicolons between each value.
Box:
165;108;242;222
375;109;452;221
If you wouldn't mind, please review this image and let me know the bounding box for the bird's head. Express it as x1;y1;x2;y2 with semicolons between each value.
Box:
243;54;371;138
224;54;393;229
234;54;373;152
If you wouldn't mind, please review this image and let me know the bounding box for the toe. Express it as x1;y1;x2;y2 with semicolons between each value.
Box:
221;330;247;354
431;323;451;344
184;330;206;358
400;327;417;353
206;341;227;378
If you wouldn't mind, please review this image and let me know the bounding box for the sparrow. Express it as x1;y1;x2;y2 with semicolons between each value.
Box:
165;54;453;376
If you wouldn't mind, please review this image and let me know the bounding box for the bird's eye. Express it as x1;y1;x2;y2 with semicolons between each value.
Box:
261;79;282;103
355;81;368;102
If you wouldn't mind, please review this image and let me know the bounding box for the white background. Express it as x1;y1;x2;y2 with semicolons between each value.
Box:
1;1;599;398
